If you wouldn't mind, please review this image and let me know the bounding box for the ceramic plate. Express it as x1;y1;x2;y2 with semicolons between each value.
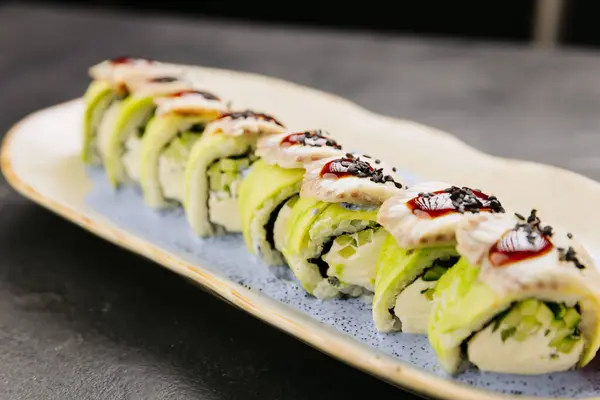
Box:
3;64;600;400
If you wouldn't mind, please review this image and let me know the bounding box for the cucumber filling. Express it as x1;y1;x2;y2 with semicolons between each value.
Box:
207;155;257;232
466;299;584;374
391;256;459;333
314;224;387;296
158;128;204;203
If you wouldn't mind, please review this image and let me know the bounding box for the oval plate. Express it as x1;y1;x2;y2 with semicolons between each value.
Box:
3;64;600;400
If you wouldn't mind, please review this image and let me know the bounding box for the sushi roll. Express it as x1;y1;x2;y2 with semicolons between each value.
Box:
238;129;345;266
282;153;405;299
139;89;228;209
82;56;182;166
102;75;195;187
183;110;287;237
428;209;600;375
373;181;505;334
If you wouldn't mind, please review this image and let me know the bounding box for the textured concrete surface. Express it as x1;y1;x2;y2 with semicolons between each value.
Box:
2;2;600;399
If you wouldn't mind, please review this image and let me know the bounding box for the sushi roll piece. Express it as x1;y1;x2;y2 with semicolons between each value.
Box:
183;110;287;237
238;129;345;266
429;209;600;375
282;153;405;299
373;181;505;334
82;56;182;165
102;75;195;187
139;89;228;209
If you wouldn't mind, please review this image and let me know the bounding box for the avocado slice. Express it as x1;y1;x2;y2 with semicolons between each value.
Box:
183;132;257;237
238;158;304;265
82;80;122;165
272;195;299;257
282;198;381;299
372;235;458;333
104;94;156;187
282;197;334;297
428;257;600;374
139;113;217;209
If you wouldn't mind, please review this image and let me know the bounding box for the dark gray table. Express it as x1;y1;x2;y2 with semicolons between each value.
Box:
3;3;600;399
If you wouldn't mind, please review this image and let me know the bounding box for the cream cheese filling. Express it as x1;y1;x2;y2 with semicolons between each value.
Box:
468;319;584;374
393;278;436;334
158;153;187;203
322;227;387;293
467;300;585;374
122;135;143;182
209;187;242;233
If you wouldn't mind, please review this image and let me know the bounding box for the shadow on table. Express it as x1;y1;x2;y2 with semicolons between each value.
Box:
0;194;421;399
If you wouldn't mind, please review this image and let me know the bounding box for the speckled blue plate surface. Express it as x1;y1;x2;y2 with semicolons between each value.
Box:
83;166;600;399
5;64;600;400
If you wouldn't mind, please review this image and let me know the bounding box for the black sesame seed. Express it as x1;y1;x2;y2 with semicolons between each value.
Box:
323;155;404;188
432;186;506;214
527;209;538;223
541;226;554;236
290;130;341;149
557;246;586;269
567;233;573;239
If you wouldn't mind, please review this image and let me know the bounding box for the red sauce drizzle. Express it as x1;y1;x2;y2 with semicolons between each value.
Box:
156;90;222;117
319;157;373;179
407;187;501;219
280;130;341;149
407;191;455;218
317;154;403;187
166;90;221;101
489;229;553;267
109;56;152;65
280;133;305;146
218;110;284;127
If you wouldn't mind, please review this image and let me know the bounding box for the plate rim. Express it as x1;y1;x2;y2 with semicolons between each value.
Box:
2;92;598;400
